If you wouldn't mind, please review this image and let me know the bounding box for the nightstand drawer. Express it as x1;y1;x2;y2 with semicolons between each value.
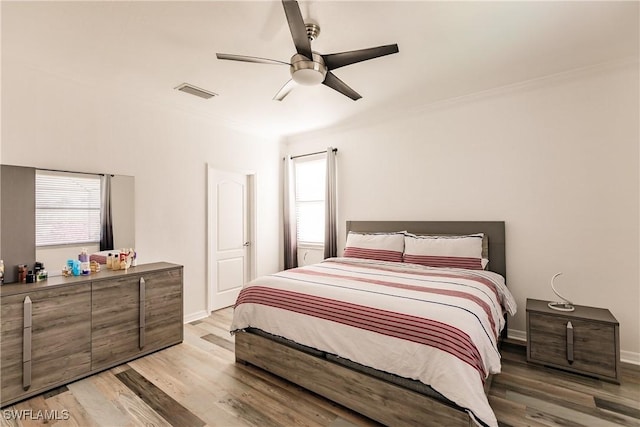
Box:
526;299;620;383
528;313;617;378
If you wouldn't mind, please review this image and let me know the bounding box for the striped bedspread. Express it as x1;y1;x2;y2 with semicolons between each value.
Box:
231;257;516;427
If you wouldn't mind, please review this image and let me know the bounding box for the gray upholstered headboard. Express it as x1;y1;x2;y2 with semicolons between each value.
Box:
345;221;506;278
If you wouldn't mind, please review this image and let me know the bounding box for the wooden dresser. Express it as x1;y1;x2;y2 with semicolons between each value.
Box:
0;262;183;407
526;298;620;383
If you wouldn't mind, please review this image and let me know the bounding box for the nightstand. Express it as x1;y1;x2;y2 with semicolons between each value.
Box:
526;298;620;383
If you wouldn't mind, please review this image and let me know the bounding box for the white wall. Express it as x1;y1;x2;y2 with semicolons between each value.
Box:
297;245;324;267
286;61;640;363
2;62;281;321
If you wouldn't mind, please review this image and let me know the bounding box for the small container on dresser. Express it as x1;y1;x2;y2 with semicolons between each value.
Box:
526;298;620;383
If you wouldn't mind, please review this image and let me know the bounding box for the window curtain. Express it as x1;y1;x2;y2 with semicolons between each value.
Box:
324;147;338;259
100;174;114;251
283;155;298;269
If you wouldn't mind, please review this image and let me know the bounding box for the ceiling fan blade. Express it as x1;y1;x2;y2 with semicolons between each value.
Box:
322;72;361;101
216;53;290;66
322;44;399;70
273;79;296;101
282;0;313;59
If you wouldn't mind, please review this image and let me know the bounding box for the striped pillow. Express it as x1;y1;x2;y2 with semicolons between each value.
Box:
343;232;405;263
403;233;486;270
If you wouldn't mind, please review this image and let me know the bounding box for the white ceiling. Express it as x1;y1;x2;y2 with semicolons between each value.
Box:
2;1;638;138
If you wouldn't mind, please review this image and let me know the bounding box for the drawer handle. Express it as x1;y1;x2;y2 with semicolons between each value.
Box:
139;277;146;349
23;296;32;390
566;321;574;364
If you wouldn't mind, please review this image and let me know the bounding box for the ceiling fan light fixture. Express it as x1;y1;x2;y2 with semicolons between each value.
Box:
290;52;327;85
292;68;325;85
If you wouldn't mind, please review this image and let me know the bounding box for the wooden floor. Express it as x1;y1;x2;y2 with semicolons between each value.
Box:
2;307;638;427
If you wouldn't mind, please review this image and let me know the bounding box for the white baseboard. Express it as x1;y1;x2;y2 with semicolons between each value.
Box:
621;350;640;366
507;329;640;366
507;329;527;343
184;310;208;324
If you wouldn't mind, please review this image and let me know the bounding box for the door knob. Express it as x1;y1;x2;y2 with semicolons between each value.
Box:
243;242;250;247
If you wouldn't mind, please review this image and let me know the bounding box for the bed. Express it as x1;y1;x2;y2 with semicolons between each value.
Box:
231;221;515;427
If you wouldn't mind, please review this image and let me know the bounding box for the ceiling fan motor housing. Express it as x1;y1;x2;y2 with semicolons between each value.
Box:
290;52;327;85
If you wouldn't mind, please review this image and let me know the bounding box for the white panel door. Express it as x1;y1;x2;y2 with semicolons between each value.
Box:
208;168;249;311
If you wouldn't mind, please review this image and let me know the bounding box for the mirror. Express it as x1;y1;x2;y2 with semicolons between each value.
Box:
35;169;135;274
0;165;135;282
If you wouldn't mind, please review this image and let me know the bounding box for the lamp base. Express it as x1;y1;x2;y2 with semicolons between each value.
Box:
548;301;575;312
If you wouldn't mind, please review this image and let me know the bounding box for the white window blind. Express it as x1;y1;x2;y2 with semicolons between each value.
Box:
294;157;326;244
35;170;101;247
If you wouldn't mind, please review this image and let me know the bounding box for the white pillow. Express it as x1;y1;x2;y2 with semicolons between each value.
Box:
403;233;486;270
343;231;405;263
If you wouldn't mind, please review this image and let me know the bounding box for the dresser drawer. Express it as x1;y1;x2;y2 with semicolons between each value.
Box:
526;299;619;383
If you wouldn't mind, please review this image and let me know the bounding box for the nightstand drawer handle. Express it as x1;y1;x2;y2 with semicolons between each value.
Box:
566;321;574;364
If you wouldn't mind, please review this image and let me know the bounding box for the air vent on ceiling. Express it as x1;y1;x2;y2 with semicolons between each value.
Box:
174;83;218;99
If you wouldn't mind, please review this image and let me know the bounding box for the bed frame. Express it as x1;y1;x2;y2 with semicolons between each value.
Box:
235;221;506;427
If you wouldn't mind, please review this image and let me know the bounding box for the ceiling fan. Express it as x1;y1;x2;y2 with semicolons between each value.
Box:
216;0;399;101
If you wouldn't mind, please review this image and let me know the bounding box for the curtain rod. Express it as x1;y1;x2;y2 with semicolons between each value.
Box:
285;148;338;160
37;168;113;177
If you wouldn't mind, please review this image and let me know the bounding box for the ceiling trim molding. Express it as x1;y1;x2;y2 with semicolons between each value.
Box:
407;56;639;116
286;56;639;142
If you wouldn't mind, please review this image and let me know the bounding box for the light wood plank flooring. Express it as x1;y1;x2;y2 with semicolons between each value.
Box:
2;307;638;427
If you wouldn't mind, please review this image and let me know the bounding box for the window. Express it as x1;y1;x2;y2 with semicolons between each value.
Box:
294;156;326;245
35;170;101;246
